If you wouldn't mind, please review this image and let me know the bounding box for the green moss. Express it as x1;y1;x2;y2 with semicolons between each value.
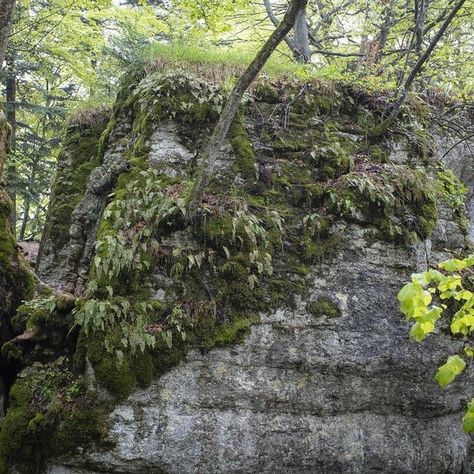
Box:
0;370;110;473
52;401;109;455
132;350;154;388
210;317;257;346
417;199;438;240
368;144;389;163
0;189;15;268
230;113;257;181
307;297;341;318
254;82;279;104
86;337;136;400
328;165;438;244
0;383;42;473
436;164;468;233
311;133;354;181
202;214;234;247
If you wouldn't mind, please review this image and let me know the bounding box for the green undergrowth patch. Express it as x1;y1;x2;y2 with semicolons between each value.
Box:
0;359;109;474
325;162;438;244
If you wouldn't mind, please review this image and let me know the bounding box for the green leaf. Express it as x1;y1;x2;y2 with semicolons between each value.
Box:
434;355;466;388
438;259;466;272
462;399;474;433
464;346;474;358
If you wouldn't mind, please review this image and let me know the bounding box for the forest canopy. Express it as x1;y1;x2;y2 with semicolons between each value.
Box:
0;0;473;239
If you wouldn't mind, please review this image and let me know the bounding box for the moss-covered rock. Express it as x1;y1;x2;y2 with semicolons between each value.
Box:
4;67;459;470
307;297;341;318
37;108;112;270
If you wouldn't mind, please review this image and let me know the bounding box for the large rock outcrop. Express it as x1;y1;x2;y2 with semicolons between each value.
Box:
2;65;473;473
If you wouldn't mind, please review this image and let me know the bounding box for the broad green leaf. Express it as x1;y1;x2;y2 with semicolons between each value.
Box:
464;346;474;358
435;355;466;388
438;259;467;272
462;399;474;433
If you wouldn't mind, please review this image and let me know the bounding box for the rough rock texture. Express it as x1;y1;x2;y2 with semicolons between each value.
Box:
9;74;473;473
36;112;113;291
49;227;474;473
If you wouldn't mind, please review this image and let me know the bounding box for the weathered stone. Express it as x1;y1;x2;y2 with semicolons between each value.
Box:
24;78;474;473
45;223;473;473
148;123;194;178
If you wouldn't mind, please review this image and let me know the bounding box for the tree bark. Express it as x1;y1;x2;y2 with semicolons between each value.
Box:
5;53;17;232
19;198;30;241
0;113;9;180
263;0;311;63
369;0;466;137
415;0;430;53
0;0;16;74
0;0;16;182
293;8;311;63
187;0;308;217
377;0;395;62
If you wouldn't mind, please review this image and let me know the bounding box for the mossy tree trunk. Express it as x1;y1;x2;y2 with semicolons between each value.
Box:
187;0;308;217
0;0;16;75
369;0;467;137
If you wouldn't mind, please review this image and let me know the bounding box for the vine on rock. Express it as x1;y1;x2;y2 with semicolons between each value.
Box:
398;254;474;432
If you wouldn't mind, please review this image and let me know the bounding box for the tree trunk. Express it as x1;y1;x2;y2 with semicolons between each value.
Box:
263;0;311;63
0;0;16;73
187;0;308;217
0;0;15;182
5;53;17;232
293;8;312;63
369;0;466;137
19;198;30;241
0;113;9;180
377;0;395;62
415;0;430;53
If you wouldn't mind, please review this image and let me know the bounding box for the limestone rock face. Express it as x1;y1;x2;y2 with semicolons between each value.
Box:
26;75;474;473
47;225;473;474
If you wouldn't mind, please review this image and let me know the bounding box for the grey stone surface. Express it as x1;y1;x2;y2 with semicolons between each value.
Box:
49;225;474;474
43;101;474;474
148;123;194;178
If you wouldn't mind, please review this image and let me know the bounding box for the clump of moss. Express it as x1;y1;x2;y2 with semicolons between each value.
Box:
0;360;108;474
230;113;257;181
435;163;469;233
254;82;280;104
310;132;355;181
0;382;39;473
0;187;35;331
307;297;341;318
327;164;438;243
368;144;389;163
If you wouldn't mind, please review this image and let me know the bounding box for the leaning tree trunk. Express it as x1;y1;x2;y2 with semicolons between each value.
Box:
369;0;466;137
187;0;308;217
